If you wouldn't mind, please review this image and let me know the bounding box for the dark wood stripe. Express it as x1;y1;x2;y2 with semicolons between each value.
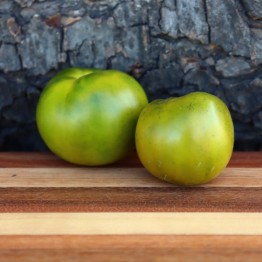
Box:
0;235;261;262
0;151;261;168
0;187;261;212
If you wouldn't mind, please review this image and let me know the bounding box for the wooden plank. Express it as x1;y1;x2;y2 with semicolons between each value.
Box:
0;167;261;188
0;235;261;262
0;152;261;261
0;152;139;168
229;151;262;168
0;151;261;168
0;235;261;250
0;187;261;212
0;213;261;235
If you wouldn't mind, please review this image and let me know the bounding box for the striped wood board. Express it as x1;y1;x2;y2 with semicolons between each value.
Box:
0;151;261;261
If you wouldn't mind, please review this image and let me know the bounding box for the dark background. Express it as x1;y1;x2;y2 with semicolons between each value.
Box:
0;0;262;151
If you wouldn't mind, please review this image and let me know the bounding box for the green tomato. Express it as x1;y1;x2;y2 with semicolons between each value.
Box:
36;67;148;165
135;92;234;186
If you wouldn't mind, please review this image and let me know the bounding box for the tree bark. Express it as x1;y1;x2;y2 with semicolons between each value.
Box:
0;0;262;150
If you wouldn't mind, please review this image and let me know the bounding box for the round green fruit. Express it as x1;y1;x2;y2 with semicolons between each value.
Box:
135;92;234;186
36;67;148;165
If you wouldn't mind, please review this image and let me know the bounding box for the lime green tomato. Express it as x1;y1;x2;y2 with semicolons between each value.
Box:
135;92;234;186
36;67;148;165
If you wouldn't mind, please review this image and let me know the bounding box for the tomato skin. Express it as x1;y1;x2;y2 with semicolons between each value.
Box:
135;92;234;186
36;68;148;165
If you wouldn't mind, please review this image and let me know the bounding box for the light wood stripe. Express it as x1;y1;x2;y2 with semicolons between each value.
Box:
0;213;261;235
0;167;261;188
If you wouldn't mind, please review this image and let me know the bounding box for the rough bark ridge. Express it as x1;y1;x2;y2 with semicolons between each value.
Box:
0;0;262;150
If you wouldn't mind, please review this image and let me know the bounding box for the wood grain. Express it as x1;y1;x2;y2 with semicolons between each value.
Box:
0;167;261;188
0;235;261;262
0;152;261;213
0;151;261;168
0;187;261;212
0;212;261;235
0;151;261;261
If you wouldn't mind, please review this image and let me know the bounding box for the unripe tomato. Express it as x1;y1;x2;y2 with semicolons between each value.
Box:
36;67;148;165
135;92;234;186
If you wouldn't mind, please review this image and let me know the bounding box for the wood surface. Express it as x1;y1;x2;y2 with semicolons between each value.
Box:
0;151;261;261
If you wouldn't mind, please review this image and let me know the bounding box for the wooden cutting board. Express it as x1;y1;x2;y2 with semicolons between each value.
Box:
0;151;261;261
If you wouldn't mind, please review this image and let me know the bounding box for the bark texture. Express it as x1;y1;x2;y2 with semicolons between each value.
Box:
0;0;262;150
